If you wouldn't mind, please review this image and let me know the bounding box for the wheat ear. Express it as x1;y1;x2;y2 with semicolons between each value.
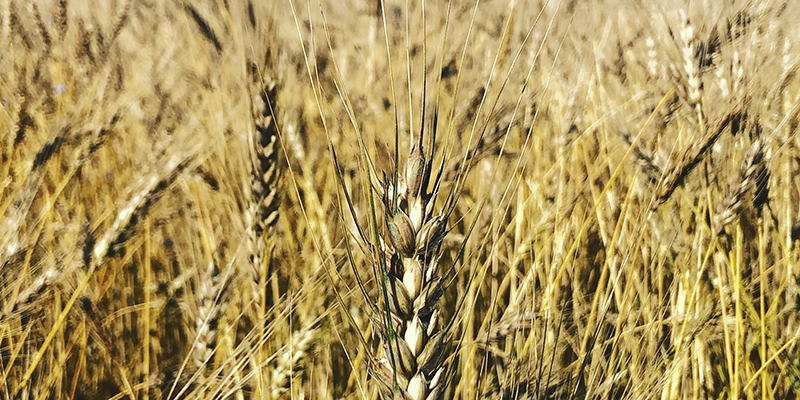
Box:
192;256;224;373
361;140;457;400
269;323;316;398
714;137;769;235
248;78;281;313
652;111;735;209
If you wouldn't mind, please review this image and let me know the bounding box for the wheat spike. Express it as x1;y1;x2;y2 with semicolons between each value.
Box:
652;111;735;209
269;324;317;398
714;137;769;236
359;141;455;400
246;75;281;315
679;9;700;106
251;81;281;246
192;257;224;373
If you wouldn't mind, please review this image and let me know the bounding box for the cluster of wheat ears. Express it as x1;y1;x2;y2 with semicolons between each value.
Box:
3;0;800;399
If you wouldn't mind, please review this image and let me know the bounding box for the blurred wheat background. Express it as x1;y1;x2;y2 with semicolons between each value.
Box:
2;0;800;399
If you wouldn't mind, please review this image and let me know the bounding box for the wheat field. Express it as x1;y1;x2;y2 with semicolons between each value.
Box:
2;0;800;399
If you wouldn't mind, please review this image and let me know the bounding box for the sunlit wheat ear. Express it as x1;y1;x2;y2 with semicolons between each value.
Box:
679;9;700;108
355;141;458;400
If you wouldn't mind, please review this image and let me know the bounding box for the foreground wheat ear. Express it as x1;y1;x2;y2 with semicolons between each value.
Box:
341;124;464;399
